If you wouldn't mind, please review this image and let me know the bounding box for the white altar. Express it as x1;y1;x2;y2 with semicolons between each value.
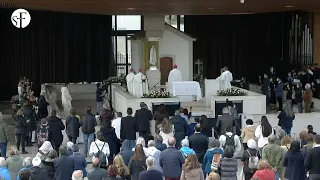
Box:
171;81;202;102
211;87;266;116
111;83;180;116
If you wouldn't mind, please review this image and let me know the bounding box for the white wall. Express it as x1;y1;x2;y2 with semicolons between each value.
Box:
159;29;193;81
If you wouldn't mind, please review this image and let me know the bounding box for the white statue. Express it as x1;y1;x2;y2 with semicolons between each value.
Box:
149;46;157;66
217;66;233;90
133;69;149;98
61;85;72;114
126;68;135;95
168;64;183;93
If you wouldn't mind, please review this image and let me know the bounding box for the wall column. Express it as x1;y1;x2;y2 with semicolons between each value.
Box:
131;39;144;72
313;13;320;65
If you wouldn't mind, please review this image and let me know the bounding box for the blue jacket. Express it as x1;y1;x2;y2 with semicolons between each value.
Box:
119;140;134;166
202;148;224;173
70;152;87;177
160;147;184;178
284;151;306;180
0;167;10;180
278;111;295;128
139;169;163;180
179;147;195;159
275;82;284;97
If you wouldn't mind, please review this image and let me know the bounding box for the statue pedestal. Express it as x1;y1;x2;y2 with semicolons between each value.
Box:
205;79;220;107
146;69;161;91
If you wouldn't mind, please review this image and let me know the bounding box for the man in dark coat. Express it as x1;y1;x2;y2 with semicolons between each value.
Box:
188;124;209;163
54;146;75;180
48;110;65;154
22;102;36;146
120;107;137;149
170;110;188;149
134;102;153;143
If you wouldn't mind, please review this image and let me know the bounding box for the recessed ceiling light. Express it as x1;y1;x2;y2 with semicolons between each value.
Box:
208;8;215;10
128;8;136;10
285;5;294;8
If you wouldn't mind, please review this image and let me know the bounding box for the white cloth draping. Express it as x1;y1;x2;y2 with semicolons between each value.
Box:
126;72;135;95
168;68;183;93
171;81;202;101
133;72;149;98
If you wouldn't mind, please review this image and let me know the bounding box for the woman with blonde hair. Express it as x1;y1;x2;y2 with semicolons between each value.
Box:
6;148;24;179
159;118;173;147
113;155;130;180
252;160;275;180
206;172;220;180
181;154;204;180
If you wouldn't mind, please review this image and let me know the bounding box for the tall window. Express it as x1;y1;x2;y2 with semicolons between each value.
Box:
165;15;184;32
112;15;141;76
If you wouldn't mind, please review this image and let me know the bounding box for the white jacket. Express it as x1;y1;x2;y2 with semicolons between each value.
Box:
255;125;273;148
89;139;110;164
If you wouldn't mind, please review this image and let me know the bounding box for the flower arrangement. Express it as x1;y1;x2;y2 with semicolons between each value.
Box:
143;91;171;98
217;88;248;96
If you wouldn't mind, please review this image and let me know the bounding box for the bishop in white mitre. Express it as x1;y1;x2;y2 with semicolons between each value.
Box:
217;66;233;90
133;69;149;98
61;85;72;114
168;64;183;93
126;68;135;95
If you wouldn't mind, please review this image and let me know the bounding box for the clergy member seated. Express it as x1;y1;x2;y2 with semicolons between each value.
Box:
126;68;135;95
168;64;183;93
217;66;233;90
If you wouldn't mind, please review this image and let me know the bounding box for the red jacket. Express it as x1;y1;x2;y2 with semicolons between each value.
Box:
252;169;275;180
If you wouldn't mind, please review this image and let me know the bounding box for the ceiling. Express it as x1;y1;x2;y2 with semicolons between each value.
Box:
1;0;320;15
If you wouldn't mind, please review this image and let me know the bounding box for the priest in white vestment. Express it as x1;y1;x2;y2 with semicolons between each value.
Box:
168;64;183;93
61;85;72;114
126;68;135;95
217;67;233;90
133;69;149;98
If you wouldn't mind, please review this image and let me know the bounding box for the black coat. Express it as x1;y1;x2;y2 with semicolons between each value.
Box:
66;116;80;138
241;148;261;174
54;155;75;180
48;116;65;146
38;95;49;118
14;115;27;134
120;116;137;141
23;106;36;131
188;133;208;163
170;115;188;140
101;127;121;156
29;166;48;180
134;108;153;132
42;160;55;180
295;88;303;103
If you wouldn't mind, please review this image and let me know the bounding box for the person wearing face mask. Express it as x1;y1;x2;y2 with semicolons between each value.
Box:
275;77;284;111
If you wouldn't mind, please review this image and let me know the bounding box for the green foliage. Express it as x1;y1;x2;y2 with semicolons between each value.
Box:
143;91;171;98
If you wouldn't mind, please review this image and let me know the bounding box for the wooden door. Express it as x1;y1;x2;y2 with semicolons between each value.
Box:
160;57;173;85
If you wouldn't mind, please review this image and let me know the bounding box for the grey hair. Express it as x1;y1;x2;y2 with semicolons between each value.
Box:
154;135;163;143
0;157;6;167
268;135;277;143
22;157;32;167
181;139;189;147
175;110;180;116
146;156;155;169
67;142;74;150
277;129;286;139
210;139;220;148
72;170;83;180
222;107;229;114
136;137;146;147
148;140;155;147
